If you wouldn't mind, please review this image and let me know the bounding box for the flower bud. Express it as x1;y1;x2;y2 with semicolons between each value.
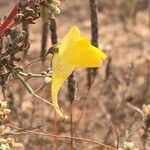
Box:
44;76;52;83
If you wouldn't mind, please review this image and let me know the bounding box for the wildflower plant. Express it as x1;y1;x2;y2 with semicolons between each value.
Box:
0;0;107;118
0;0;108;149
51;26;107;118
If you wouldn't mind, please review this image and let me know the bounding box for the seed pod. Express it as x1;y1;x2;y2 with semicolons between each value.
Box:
14;14;24;24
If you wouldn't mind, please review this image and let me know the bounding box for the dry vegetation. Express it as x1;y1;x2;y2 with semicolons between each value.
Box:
0;0;150;150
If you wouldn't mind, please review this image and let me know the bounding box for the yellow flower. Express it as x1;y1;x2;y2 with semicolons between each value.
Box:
51;26;107;118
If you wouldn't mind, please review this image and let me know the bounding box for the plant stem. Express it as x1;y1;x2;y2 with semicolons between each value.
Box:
87;0;99;89
40;22;48;61
68;72;76;150
0;4;18;32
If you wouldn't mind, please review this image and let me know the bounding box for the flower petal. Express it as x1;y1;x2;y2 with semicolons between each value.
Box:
62;37;107;67
51;54;74;118
51;72;69;119
59;26;80;54
51;27;107;118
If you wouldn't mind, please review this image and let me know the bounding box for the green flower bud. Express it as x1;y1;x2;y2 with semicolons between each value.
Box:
44;76;52;84
40;1;60;22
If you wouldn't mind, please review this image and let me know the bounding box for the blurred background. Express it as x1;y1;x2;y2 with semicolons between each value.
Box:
0;0;150;149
